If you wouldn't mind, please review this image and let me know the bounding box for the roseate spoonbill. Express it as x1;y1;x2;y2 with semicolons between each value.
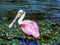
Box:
9;10;40;44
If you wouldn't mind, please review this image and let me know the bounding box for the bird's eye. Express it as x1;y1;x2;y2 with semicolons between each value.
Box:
19;12;23;15
21;12;24;15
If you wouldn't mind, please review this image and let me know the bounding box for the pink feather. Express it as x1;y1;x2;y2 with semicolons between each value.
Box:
19;20;40;38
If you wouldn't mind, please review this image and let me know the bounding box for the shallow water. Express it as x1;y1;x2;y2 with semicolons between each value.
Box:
0;0;60;17
0;0;60;22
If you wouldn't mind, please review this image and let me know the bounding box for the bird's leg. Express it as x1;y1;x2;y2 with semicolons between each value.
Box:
24;34;29;45
34;38;38;45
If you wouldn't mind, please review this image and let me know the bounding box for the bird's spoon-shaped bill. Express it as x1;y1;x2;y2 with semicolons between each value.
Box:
9;10;23;28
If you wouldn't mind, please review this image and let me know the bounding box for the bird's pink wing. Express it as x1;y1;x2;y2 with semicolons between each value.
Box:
20;20;40;38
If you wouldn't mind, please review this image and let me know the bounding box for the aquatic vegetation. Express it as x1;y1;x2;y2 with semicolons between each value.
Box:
0;20;60;45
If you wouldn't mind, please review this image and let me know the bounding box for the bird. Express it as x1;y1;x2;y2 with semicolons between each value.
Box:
8;10;40;45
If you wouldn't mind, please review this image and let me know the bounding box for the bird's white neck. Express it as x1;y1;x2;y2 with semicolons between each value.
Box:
18;12;25;25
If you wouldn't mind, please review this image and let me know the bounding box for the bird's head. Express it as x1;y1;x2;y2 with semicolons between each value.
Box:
8;9;25;28
17;10;24;16
17;10;24;18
